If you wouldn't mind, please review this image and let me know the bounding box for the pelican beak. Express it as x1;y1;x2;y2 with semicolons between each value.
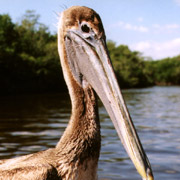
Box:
64;30;154;180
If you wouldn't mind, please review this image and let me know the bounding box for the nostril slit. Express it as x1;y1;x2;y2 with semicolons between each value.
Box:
86;36;92;41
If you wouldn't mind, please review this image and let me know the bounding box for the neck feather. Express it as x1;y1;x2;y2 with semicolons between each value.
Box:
56;78;101;162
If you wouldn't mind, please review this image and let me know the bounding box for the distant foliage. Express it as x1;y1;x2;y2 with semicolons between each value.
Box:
106;41;180;88
107;41;153;88
150;56;180;85
0;11;66;94
0;12;179;95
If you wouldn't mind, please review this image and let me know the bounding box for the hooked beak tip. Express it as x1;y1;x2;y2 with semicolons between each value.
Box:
147;168;154;180
142;168;154;180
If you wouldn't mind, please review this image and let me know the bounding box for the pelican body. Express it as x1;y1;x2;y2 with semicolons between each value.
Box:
0;6;153;180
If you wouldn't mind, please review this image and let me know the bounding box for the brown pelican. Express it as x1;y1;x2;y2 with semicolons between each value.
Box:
0;6;153;180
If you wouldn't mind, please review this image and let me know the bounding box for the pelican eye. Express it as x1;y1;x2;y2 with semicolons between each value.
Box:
81;24;90;33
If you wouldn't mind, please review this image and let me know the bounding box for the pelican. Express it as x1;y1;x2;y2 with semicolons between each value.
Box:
0;6;153;180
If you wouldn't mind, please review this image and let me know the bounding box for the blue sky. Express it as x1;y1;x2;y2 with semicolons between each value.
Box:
1;0;180;59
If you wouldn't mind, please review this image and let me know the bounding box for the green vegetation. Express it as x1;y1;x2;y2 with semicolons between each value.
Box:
0;11;180;95
107;41;180;88
107;41;154;88
148;56;180;85
0;11;66;94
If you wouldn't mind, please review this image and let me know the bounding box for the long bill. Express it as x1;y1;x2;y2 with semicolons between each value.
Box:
65;30;154;180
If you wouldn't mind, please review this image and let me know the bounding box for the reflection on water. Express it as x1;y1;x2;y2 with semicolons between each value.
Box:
0;86;180;179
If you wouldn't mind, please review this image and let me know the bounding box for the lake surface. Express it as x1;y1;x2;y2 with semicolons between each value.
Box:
0;86;180;179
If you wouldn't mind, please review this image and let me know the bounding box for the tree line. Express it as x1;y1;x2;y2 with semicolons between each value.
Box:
107;41;180;88
0;11;180;95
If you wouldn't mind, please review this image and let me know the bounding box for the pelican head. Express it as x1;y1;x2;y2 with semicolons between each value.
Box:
58;6;153;180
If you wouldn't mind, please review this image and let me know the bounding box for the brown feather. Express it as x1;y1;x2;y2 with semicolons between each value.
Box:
0;6;103;179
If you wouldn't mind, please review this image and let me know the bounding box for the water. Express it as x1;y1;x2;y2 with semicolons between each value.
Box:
0;86;180;179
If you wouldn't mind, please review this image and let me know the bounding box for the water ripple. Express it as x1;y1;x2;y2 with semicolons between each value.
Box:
0;86;180;179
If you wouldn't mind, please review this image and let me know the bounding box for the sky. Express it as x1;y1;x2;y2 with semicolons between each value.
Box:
0;0;180;59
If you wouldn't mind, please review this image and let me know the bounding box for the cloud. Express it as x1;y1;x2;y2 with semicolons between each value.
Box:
174;0;180;6
137;17;144;22
165;24;180;29
114;21;149;33
130;38;180;59
152;23;180;34
153;23;179;30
